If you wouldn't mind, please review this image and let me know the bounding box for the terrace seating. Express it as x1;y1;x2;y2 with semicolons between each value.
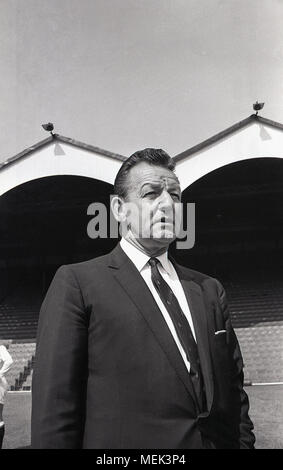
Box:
226;279;283;328
4;342;36;390
1;273;283;388
0;273;41;339
224;279;283;384
22;369;33;390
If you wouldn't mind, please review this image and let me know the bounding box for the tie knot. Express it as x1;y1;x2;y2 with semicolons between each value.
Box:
148;257;159;268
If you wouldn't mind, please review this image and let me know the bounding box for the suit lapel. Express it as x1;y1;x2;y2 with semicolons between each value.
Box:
172;260;214;413
108;245;198;407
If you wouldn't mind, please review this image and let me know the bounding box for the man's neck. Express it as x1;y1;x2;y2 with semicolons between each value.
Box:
123;235;168;258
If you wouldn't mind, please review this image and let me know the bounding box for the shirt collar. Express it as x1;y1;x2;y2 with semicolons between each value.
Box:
120;238;172;275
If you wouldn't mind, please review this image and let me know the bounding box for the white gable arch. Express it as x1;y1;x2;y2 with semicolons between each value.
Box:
2;116;283;197
175;120;283;190
0;140;123;197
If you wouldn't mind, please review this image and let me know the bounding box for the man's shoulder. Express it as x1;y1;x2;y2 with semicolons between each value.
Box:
173;260;220;288
71;252;111;268
47;250;115;294
58;250;113;276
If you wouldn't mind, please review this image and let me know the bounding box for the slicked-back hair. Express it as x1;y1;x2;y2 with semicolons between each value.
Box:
114;148;176;199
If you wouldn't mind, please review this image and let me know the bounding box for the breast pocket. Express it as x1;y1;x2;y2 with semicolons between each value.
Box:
213;330;231;379
214;330;228;349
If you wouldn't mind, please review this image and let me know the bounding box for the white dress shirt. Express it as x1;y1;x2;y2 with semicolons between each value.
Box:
0;345;13;378
0;345;13;404
120;238;196;373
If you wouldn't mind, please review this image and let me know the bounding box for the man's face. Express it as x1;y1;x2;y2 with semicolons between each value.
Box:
122;162;182;252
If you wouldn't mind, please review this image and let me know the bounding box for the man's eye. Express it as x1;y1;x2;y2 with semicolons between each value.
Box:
171;193;180;200
144;191;157;197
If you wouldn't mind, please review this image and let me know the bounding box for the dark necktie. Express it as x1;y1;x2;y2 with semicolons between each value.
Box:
148;257;206;412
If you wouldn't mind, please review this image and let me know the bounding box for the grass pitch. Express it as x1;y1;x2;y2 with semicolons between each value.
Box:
2;385;283;449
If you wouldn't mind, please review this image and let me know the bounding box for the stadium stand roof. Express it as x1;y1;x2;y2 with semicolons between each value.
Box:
1;112;283;195
0;132;127;196
0;133;126;171
174;113;283;189
175;114;283;162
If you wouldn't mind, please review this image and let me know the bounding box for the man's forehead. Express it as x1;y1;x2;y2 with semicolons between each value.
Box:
128;162;180;187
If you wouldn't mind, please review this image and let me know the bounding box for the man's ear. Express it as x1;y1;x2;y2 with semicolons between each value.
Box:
111;195;127;222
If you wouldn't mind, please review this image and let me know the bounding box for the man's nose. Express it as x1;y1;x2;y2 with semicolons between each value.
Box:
158;190;174;209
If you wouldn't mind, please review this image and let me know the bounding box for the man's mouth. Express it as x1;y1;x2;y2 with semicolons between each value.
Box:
160;216;174;225
149;216;175;230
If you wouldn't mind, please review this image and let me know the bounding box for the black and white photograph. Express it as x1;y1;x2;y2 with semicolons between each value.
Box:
0;0;282;450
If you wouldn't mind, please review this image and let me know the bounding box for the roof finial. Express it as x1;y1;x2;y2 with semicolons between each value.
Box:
41;122;55;136
253;101;264;116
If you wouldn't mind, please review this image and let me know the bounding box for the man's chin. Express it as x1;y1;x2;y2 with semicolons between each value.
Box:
156;227;176;238
126;229;176;246
147;231;176;242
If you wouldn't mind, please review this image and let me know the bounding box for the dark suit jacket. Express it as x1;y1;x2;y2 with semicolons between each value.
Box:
31;244;255;449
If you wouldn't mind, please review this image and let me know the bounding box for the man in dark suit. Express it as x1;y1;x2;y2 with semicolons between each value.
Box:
31;148;255;449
